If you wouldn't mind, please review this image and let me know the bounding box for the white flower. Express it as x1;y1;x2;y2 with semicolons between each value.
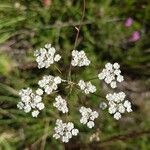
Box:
99;102;107;110
113;62;120;69
108;105;117;114
110;81;117;88
87;121;95;128
118;104;125;113
33;95;42;103
80;117;88;124
53;119;79;143
36;88;43;96
114;112;121;120
53;95;68;113
71;50;90;67
24;105;31;113
17;102;24;110
72;129;79;136
54;76;61;84
117;75;124;83
17;88;45;117
106;92;132;120
38;75;62;95
78;80;96;94
98;62;124;88
34;43;61;69
54;54;61;62
124;100;132;112
79;106;98;128
32;110;39;118
36;102;45;110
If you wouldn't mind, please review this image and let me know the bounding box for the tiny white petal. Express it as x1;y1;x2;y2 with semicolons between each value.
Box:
32;110;39;117
54;54;61;62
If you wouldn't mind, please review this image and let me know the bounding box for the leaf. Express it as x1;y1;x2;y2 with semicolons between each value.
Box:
0;54;12;76
0;33;12;44
0;16;25;30
0;83;19;96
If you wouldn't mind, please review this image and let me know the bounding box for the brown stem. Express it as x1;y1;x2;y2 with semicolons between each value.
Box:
65;129;150;149
90;129;150;147
68;0;86;82
73;0;85;50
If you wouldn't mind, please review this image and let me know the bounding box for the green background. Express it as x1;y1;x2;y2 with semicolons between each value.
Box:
0;0;150;149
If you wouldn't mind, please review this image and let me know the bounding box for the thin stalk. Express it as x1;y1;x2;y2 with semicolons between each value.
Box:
68;0;86;82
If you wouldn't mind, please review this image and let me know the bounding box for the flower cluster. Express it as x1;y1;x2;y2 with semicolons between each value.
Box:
38;75;61;95
79;107;99;128
34;43;61;69
78;80;96;94
53;95;68;113
53;119;79;143
17;88;45;117
106;92;132;120
98;62;124;88
71;50;90;67
18;43;133;143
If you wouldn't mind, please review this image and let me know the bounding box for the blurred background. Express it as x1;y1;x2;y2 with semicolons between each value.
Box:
0;0;150;149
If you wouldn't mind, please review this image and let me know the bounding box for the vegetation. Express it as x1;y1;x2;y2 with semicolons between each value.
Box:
0;0;150;149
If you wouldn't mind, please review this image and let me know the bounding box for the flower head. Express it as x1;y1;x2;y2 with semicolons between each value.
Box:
53;95;68;113
98;62;124;88
124;17;133;27
53;119;79;143
38;75;61;95
106;92;132;120
79;106;99;128
34;43;61;69
71;50;90;67
17;88;45;117
129;31;140;42
78;80;96;94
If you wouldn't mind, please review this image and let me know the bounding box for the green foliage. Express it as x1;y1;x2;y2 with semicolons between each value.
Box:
0;55;13;76
0;0;150;149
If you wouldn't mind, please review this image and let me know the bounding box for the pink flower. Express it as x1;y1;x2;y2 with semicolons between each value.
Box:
129;31;140;42
124;17;133;27
42;0;51;7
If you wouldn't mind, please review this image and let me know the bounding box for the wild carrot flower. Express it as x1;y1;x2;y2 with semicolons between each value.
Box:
98;62;124;88
38;75;61;95
53;95;68;113
71;50;90;67
78;80;96;94
17;88;45;117
106;92;132;120
34;43;61;69
79;107;99;128
18;42;133;142
53;119;79;143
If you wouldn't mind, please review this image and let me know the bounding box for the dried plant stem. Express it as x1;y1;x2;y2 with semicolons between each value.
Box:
73;0;86;50
65;129;150;149
68;0;86;82
90;129;150;146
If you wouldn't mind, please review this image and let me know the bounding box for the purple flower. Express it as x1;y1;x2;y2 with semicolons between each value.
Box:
124;17;133;27
129;31;140;42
